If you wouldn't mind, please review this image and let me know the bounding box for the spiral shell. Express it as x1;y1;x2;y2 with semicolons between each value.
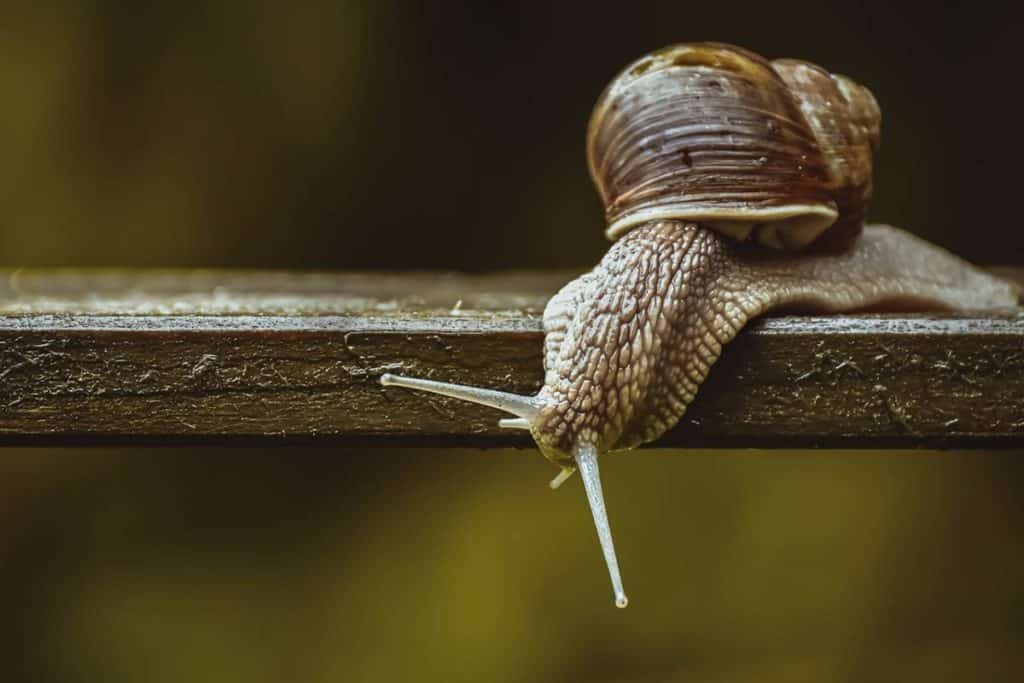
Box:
586;43;881;250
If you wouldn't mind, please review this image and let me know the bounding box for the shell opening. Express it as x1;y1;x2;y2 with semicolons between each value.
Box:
605;204;838;249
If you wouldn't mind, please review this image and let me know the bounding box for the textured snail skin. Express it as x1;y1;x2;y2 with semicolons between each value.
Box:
531;221;1020;465
380;43;1022;608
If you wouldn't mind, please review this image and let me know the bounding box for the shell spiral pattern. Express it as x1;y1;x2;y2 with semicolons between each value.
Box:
587;43;881;250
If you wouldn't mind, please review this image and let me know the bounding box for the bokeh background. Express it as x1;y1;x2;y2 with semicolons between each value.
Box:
2;2;1022;681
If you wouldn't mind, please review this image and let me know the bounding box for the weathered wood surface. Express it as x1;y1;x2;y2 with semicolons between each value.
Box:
1;269;1022;448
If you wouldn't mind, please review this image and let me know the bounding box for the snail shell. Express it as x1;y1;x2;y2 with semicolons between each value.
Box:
587;42;880;250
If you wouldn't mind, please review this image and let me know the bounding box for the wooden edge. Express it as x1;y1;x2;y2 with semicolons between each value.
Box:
1;311;1022;449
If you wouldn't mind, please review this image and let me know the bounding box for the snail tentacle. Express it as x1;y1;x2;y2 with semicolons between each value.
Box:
548;467;576;490
379;373;545;423
574;441;628;609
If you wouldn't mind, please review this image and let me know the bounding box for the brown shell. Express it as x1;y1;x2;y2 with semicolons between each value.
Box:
586;43;881;250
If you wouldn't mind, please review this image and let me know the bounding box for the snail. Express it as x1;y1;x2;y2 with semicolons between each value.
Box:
380;43;1020;608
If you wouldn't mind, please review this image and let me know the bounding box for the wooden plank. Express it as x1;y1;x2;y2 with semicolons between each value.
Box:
0;269;1022;448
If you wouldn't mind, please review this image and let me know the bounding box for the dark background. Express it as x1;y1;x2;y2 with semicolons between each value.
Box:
2;2;1022;269
2;3;1023;682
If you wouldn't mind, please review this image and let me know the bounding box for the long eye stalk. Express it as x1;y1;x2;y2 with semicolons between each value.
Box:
575;442;628;608
380;373;544;421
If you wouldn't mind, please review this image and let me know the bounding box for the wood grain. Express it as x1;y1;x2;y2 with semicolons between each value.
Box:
1;269;1021;448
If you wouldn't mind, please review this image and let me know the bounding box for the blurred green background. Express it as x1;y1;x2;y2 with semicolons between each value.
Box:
1;2;1022;682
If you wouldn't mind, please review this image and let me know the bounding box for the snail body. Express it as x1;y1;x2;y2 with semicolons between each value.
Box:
380;43;1020;608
